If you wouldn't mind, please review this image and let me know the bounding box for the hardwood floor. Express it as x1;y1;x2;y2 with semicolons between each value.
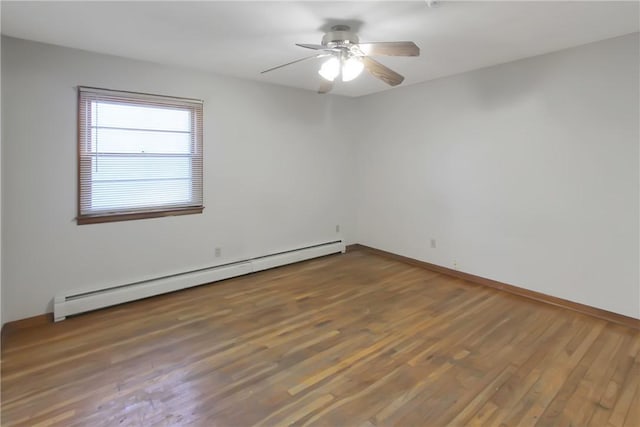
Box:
2;250;639;426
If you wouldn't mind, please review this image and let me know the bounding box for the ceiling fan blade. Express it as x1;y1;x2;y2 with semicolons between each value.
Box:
296;43;329;51
356;42;420;57
318;79;334;94
362;57;405;86
261;53;328;74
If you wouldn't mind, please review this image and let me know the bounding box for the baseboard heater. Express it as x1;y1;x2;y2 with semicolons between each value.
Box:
53;240;345;322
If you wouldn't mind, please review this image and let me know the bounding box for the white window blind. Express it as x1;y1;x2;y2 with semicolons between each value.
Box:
78;87;203;224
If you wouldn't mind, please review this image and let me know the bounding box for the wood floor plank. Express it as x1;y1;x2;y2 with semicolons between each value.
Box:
2;250;639;426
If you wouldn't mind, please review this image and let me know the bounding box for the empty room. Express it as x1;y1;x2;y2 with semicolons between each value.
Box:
1;1;639;426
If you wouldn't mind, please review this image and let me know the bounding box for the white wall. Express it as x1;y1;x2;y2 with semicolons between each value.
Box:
0;30;3;327
354;33;640;319
1;37;357;323
3;33;638;324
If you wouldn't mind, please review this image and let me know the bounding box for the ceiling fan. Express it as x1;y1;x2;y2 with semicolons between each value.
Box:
261;25;420;94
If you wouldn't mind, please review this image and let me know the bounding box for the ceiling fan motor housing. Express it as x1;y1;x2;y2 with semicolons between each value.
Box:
322;25;359;47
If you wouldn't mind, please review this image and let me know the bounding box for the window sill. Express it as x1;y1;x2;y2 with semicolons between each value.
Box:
77;206;204;225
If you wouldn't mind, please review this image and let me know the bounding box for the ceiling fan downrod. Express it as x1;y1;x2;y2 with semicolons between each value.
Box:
322;25;359;47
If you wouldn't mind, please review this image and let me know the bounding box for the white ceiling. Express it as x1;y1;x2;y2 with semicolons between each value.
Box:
2;1;638;97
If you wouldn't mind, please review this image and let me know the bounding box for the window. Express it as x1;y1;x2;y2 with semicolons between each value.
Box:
78;87;203;224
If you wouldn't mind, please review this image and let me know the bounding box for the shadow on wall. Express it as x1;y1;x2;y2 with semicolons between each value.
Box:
462;58;546;110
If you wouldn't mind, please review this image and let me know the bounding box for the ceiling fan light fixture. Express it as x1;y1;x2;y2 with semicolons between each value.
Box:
262;24;419;93
342;57;364;82
318;57;340;81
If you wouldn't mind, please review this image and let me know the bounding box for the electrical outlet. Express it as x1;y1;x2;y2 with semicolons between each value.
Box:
430;239;436;249
215;247;222;257
453;260;458;270
336;224;340;233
